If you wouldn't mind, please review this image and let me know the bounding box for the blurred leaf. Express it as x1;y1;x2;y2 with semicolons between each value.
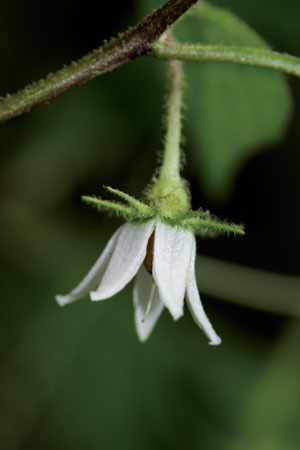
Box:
226;321;300;450
1;56;164;208
172;2;292;201
211;0;300;53
196;255;300;317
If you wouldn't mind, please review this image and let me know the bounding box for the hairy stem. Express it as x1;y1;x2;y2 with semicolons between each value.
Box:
0;0;198;124
153;42;300;78
146;33;190;215
159;35;184;182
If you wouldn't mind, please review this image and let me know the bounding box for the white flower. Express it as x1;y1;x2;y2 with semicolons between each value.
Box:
56;219;221;345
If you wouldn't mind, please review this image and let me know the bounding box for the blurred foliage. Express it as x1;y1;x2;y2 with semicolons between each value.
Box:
1;1;300;450
143;0;292;201
174;3;292;201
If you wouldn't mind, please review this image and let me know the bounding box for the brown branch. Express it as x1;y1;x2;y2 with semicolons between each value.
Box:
0;0;198;124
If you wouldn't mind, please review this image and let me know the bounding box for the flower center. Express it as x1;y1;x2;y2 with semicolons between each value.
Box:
144;231;155;275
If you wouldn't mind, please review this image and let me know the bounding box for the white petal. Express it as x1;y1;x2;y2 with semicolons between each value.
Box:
152;221;194;320
55;226;122;306
133;265;164;342
186;238;221;346
90;220;155;301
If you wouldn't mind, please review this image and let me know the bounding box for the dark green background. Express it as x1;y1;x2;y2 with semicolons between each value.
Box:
1;1;300;449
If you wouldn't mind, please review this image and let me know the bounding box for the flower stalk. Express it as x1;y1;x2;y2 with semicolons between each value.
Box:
146;32;191;217
159;57;183;183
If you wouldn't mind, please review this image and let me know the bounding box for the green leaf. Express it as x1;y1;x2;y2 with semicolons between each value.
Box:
173;2;293;201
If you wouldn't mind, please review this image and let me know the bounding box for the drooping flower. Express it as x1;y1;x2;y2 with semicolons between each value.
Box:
56;186;244;345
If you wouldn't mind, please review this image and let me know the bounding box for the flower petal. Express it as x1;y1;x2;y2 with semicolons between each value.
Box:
152;221;194;320
90;220;155;301
186;238;221;346
133;265;164;342
56;226;122;306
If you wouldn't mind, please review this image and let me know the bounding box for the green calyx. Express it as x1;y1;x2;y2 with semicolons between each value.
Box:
82;186;153;222
82;184;245;237
145;176;191;218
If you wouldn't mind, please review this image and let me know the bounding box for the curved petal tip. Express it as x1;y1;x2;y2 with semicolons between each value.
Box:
171;309;184;321
208;336;222;346
55;295;69;307
90;291;106;301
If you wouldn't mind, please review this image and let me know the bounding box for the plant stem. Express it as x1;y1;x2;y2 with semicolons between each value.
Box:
153;42;300;78
146;34;189;214
0;0;198;124
196;255;300;317
159;39;184;182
